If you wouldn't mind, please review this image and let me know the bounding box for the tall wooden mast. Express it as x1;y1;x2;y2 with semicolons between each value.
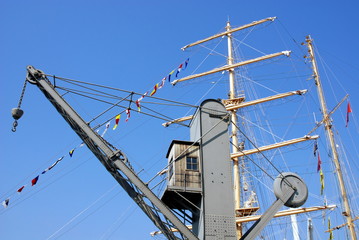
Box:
172;19;335;239
305;35;357;240
225;21;243;238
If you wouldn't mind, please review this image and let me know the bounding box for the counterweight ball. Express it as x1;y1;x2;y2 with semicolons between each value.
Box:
12;108;24;120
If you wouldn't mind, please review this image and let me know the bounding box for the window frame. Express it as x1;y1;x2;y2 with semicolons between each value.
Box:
186;156;199;171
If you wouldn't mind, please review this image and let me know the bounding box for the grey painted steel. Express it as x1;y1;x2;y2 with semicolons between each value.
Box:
190;99;237;240
307;218;313;240
26;66;198;240
240;172;308;240
240;186;295;240
273;172;308;208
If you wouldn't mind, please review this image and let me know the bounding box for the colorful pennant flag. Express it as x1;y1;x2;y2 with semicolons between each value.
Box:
313;140;318;157
346;102;352;127
150;83;159;96
69;149;75;157
126;109;131;122
17;186;25;193
168;70;175;82
132;59;189;118
31;176;39;186
113;114;121;130
2;198;9;208
184;58;189;70
2;136;95;206
101;122;110;137
136;91;148;112
328;217;334;240
42;156;65;174
320;169;325;195
135;100;141;111
175;64;183;77
317;151;322;172
158;77;166;90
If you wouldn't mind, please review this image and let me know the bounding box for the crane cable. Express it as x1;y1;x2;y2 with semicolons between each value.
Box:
11;78;27;132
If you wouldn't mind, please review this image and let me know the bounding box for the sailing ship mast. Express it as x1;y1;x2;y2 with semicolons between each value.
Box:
305;35;357;240
226;20;243;237
15;18;355;240
173;18;325;239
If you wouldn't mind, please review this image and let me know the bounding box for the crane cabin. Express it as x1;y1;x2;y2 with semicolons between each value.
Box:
161;140;202;211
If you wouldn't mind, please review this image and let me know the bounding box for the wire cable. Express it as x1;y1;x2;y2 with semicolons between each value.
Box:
230;119;297;189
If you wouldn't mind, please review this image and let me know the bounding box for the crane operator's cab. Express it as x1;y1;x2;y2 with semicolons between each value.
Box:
160;140;202;211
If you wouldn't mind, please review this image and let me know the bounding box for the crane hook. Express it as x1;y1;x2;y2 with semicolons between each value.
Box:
11;108;24;132
12;120;18;132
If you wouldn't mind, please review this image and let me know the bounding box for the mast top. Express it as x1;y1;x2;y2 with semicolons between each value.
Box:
181;17;277;51
226;20;231;31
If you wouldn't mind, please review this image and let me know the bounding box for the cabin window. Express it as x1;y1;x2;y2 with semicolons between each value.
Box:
186;156;198;171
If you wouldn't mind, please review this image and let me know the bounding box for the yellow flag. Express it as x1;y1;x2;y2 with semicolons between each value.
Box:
113;114;121;130
150;83;159;96
320;169;325;195
328;217;334;240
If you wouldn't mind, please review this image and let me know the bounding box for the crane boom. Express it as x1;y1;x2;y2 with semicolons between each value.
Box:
26;65;198;240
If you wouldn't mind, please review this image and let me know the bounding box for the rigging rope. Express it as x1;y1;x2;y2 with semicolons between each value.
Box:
230;119;295;189
190;37;224;75
56;86;190;127
229;141;275;181
51;74;197;108
89;92;133;126
45;184;119;240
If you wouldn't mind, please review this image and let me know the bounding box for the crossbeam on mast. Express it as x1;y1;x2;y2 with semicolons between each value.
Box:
181;17;276;50
231;135;319;159
325;216;359;232
236;205;336;223
225;89;307;111
162;89;306;127
307;94;348;136
172;51;291;86
162;115;193;127
151;205;336;235
305;35;357;240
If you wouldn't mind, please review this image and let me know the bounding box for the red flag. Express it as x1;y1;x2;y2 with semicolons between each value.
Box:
136;91;148;112
346;102;352;127
158;77;166;89
17;186;25;193
175;64;183;77
31;176;39;186
126;109;131;122
135;100;141;111
317;152;322;172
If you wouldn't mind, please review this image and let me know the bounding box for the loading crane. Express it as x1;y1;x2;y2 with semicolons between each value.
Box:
16;65;308;240
24;65;198;240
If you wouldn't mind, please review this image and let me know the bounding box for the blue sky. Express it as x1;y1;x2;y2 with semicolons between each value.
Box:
1;1;359;239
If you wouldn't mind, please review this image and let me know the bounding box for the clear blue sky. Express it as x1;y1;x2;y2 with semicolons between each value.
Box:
1;1;359;239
